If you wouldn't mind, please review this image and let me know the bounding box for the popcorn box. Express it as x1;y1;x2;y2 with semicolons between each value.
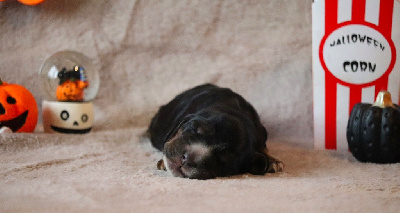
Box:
312;0;400;151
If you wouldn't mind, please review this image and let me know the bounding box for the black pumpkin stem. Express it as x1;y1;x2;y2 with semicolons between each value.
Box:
0;78;3;85
373;91;395;108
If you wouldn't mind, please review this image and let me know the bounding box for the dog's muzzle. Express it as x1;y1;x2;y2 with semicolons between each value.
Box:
163;131;211;178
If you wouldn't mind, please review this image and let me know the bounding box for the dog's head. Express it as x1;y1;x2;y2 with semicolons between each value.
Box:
161;112;268;179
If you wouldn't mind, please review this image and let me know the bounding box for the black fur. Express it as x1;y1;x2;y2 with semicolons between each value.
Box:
148;84;281;179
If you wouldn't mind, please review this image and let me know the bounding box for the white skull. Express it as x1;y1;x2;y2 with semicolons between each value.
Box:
42;101;93;134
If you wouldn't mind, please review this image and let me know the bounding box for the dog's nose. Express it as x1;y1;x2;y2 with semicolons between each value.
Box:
180;152;197;167
181;153;188;166
169;153;191;167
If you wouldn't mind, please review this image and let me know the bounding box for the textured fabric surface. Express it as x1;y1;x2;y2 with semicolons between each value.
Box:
0;0;399;212
1;130;400;212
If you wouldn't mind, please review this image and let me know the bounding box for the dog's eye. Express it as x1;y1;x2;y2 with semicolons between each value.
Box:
182;125;196;134
196;124;215;135
186;125;206;135
196;126;205;135
182;121;197;134
182;120;215;136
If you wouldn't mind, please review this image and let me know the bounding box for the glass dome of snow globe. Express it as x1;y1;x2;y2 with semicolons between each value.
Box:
39;51;100;134
39;51;99;102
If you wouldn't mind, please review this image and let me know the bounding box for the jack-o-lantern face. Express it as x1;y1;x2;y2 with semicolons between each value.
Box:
0;80;38;132
42;101;93;134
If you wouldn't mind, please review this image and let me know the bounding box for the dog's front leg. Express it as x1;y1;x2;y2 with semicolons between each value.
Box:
264;149;284;173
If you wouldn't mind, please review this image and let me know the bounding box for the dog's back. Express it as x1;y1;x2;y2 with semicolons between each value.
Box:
148;84;267;151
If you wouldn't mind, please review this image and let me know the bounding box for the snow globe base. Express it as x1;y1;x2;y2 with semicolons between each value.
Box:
42;100;93;134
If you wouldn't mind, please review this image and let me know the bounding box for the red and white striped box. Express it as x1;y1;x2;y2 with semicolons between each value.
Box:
312;0;400;151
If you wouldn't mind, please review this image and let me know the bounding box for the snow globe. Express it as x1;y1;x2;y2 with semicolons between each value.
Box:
39;51;100;134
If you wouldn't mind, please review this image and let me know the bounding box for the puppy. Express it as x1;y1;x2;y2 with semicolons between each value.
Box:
148;84;283;179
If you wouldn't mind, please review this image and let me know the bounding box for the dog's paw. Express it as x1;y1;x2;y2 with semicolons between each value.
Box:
157;159;167;171
266;157;284;173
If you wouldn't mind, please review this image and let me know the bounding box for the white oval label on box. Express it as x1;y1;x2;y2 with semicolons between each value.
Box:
321;24;393;85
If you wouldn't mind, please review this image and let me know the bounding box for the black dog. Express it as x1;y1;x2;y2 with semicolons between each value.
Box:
148;84;283;179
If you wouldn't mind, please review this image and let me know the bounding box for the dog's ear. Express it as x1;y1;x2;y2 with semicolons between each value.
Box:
249;152;268;175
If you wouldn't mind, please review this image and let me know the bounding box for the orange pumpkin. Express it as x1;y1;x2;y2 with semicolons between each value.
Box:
18;0;45;5
56;80;89;102
0;79;38;132
0;0;46;5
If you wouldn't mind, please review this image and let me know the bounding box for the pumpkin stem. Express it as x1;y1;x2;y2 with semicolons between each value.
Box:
0;78;2;85
372;91;395;108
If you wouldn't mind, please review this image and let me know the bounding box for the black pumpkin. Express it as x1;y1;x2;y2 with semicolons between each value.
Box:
347;91;400;163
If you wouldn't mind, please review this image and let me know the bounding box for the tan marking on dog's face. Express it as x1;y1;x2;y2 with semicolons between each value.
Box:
187;143;211;163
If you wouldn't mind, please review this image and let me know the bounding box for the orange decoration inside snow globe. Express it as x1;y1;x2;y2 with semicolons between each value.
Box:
56;66;89;102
